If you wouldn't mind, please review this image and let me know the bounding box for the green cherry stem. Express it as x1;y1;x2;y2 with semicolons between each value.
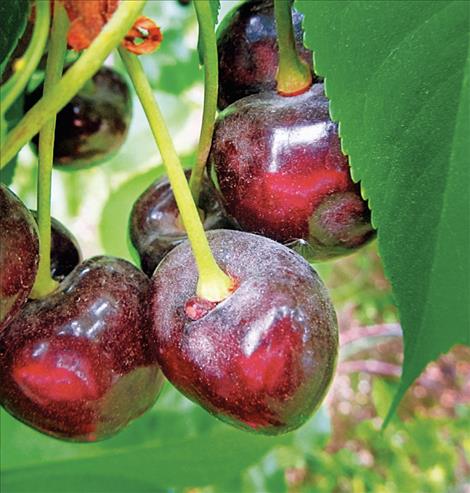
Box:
30;2;69;299
0;0;50;117
274;0;312;96
188;0;219;203
119;48;232;302
0;0;146;168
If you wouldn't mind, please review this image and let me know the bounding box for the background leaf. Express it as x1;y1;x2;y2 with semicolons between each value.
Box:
296;0;470;417
1;407;288;492
197;0;221;64
0;0;29;76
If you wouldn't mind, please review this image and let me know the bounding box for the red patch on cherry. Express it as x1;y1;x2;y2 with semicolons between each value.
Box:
0;257;164;441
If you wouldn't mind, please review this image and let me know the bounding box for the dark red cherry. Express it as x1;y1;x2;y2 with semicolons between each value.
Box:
209;84;375;261
150;230;338;434
129;171;233;277
26;66;132;169
217;0;315;110
30;212;82;281
0;257;164;441
0;185;39;332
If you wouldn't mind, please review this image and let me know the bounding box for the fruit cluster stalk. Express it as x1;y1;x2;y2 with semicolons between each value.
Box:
119;48;232;302
188;0;219;203
31;2;69;298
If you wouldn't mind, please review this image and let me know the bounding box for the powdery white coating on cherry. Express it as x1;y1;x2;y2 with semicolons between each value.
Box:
0;185;39;332
0;256;164;442
150;230;338;435
209;84;375;261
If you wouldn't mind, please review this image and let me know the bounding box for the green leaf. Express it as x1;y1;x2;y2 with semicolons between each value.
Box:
2;423;288;492
209;0;221;25
197;0;221;64
0;0;29;77
296;0;470;418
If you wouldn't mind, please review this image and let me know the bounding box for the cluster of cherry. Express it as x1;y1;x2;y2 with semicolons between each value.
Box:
0;0;373;442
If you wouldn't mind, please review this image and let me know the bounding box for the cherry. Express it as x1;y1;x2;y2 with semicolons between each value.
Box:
26;66;132;169
150;230;338;434
217;0;315;110
129;171;233;277
0;256;164;441
30;211;82;281
209;84;375;261
0;185;39;333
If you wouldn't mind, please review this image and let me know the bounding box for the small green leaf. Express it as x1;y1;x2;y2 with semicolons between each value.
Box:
197;0;221;64
296;0;470;419
0;0;29;77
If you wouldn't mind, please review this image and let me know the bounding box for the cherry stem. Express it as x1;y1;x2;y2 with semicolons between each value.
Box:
273;0;312;96
0;0;50;118
0;0;146;168
30;2;69;299
188;0;219;204
119;48;232;302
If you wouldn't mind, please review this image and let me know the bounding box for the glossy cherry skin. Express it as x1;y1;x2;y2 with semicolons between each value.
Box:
0;185;39;332
26;67;132;169
0;257;164;441
217;0;315;110
31;212;82;281
150;230;338;434
209;84;375;261
129;171;233;277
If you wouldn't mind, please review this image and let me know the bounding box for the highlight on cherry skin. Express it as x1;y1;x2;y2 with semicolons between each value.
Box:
0;185;39;333
129;170;233;277
0;257;164;442
150;229;338;435
30;211;82;281
209;83;375;262
26;66;132;170
216;0;315;110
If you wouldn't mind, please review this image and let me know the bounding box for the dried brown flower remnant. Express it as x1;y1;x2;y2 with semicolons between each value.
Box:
123;16;163;55
63;0;118;51
62;1;162;54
